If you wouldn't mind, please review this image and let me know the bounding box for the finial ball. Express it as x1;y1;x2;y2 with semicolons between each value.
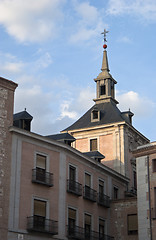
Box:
103;44;107;49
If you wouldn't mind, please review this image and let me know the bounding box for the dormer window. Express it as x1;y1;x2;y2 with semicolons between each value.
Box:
100;85;106;96
91;107;100;122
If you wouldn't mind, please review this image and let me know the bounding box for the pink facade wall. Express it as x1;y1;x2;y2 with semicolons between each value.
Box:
19;141;60;230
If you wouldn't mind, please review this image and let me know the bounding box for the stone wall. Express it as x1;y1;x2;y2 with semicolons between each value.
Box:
0;77;17;240
110;198;138;240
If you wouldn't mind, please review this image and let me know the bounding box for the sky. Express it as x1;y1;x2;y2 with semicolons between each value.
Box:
0;0;156;141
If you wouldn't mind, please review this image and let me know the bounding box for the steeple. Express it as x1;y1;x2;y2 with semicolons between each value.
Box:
93;30;118;104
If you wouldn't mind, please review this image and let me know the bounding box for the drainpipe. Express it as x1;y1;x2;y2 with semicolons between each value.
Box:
147;155;152;240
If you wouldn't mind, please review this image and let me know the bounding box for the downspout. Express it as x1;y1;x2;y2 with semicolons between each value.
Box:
147;155;152;240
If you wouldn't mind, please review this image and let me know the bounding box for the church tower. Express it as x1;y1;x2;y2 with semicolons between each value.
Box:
62;31;149;192
93;43;118;105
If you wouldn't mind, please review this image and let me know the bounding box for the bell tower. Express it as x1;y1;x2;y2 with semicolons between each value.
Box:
94;30;118;104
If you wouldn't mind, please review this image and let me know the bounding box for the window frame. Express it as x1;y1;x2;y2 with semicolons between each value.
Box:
127;214;138;235
152;159;156;172
90;138;98;151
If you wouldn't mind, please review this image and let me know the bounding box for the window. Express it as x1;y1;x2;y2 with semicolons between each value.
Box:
90;139;97;151
68;208;76;236
84;214;91;239
99;180;104;195
36;154;46;182
33;199;46;230
85;173;91;187
127;214;138;235
100;85;106;95
69;165;76;182
133;170;137;190
99;218;105;238
113;186;118;199
153;159;156;172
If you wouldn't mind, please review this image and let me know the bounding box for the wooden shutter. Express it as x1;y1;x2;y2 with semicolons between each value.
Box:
36;154;46;169
34;199;46;217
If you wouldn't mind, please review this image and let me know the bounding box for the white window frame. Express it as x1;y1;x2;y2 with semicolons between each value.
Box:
67;206;78;226
32;196;49;219
34;151;49;172
68;163;78;182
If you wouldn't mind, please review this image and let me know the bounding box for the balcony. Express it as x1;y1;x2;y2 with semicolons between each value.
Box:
83;186;97;202
97;193;110;208
125;187;137;197
32;168;53;187
27;216;58;235
67;225;114;240
67;179;82;196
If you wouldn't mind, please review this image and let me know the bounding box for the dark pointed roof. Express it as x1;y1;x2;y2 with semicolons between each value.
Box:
46;133;75;142
13;110;33;121
62;101;128;132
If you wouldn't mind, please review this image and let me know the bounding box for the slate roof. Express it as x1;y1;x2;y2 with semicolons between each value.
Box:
13;110;33;121
63;101;127;132
83;151;105;159
46;132;75;142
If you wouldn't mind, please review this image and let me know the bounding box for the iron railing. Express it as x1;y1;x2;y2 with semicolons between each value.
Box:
32;168;53;187
97;193;110;208
83;186;97;202
67;179;82;196
27;216;58;235
67;225;114;240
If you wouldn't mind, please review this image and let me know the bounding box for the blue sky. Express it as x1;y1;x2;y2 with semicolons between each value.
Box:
0;0;156;141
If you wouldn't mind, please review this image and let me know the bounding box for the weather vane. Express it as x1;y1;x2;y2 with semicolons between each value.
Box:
101;29;109;49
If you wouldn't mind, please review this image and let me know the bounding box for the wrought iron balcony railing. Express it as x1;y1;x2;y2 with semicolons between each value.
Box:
67;225;114;240
32;168;53;187
97;193;110;208
27;216;58;235
83;186;97;202
67;179;82;196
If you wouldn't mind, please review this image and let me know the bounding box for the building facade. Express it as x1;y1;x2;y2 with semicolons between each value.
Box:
0;42;151;240
133;142;156;240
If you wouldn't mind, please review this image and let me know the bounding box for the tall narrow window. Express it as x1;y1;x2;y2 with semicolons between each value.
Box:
85;214;91;240
153;159;156;172
68;208;76;236
99;180;104;195
113;186;118;199
34;199;46;230
69;165;76;192
100;85;106;95
133;171;137;190
99;219;105;238
85;173;91;187
69;166;76;182
127;214;138;235
90;139;97;151
36;154;46;182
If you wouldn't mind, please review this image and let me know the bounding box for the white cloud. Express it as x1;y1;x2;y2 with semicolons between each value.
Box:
107;0;156;21
69;1;106;43
58;101;78;120
35;52;53;69
0;0;65;43
117;90;155;117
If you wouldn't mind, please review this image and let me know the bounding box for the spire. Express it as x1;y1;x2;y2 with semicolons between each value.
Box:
101;49;110;72
93;30;118;104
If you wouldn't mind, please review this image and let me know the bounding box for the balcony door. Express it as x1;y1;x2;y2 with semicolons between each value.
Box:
69;165;76;191
36;154;46;182
68;208;76;236
84;214;91;240
34;199;46;230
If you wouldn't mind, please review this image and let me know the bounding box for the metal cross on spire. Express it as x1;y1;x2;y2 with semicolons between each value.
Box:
101;29;109;49
101;29;109;43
